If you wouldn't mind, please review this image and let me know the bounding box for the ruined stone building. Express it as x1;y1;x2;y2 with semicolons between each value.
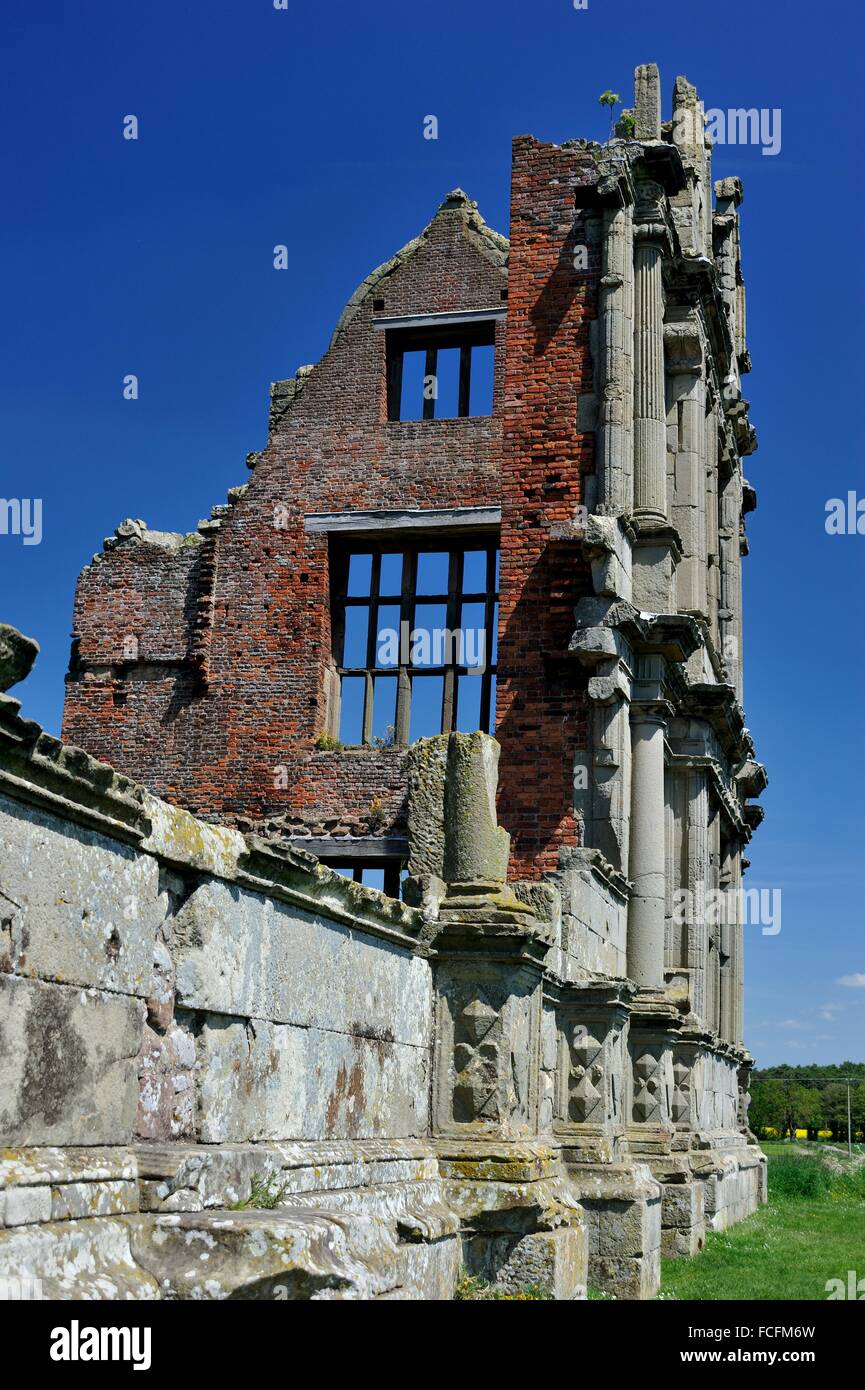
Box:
0;65;766;1299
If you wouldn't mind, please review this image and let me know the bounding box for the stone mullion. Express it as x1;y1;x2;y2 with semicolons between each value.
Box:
363;550;382;743
395;548;415;745
441;549;460;734
479;542;496;737
423;347;437;421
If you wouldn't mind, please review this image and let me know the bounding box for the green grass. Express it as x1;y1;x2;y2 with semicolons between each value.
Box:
659;1142;865;1301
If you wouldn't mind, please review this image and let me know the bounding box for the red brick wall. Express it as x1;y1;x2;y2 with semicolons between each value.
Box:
496;138;600;876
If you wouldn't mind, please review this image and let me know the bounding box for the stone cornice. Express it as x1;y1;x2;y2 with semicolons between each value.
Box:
666;751;749;837
557;844;632;902
679;680;754;766
569;598;702;671
235;835;425;949
543;972;636;1014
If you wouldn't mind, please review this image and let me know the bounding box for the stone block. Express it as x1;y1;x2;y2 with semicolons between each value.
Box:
0;1218;159;1299
585;1194;660;1259
661;1179;703;1229
489;1226;587;1300
135;1021;196;1142
3;1185;51;1227
0;975;144;1146
0;624;38;691
191;1013;428;1144
50;1181;138;1222
173;882;431;1047
0;795;164;997
127;1208;409;1300
393;1235;461;1300
590;1249;660;1301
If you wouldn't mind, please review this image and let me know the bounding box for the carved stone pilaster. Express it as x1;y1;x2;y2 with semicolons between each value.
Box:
551;981;632;1165
737;1058;756;1140
667;1025;713;1146
626;994;681;1156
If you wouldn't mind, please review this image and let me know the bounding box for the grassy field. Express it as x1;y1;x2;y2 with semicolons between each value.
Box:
658;1141;865;1301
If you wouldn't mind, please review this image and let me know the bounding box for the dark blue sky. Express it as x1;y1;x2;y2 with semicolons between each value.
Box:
1;0;862;1065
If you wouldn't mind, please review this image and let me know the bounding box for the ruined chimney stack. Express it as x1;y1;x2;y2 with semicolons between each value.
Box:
634;63;662;141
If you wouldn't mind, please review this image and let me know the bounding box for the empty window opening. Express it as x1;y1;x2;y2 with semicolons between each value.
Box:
331;538;499;745
386;323;496;421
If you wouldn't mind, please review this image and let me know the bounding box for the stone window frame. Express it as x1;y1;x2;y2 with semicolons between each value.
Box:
329;534;499;746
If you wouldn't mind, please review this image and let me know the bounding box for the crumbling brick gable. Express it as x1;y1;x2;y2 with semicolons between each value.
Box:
63;191;532;847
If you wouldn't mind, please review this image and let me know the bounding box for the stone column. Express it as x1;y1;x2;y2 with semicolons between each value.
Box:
597;206;634;516
729;843;745;1045
633;227;667;522
627;706;667;991
705;404;721;650
665;311;707;620
712;806;723;1034
718;837;735;1043
686;767;710;1023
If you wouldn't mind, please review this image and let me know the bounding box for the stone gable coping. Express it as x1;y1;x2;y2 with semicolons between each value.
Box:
0;699;151;844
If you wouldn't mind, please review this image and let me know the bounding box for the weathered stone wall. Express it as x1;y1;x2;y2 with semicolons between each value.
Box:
0;744;433;1155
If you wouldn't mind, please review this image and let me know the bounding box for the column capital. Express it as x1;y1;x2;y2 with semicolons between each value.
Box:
633;221;667;246
629;703;669;728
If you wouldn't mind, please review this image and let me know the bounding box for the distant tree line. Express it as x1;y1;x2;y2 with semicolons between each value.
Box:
749;1063;865;1142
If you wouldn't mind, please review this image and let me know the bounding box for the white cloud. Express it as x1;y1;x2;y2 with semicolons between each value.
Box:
837;974;865;988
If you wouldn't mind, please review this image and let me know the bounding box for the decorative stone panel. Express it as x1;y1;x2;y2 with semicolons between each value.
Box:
433;963;540;1137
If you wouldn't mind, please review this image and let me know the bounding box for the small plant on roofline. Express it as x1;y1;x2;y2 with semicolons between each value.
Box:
370;724;396;748
598;90;621;138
